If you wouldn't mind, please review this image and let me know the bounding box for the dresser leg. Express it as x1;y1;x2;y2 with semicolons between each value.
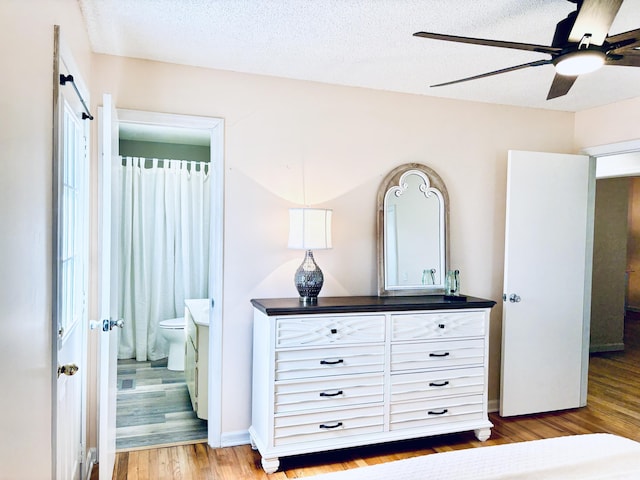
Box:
261;457;280;474
250;437;257;450
474;427;491;442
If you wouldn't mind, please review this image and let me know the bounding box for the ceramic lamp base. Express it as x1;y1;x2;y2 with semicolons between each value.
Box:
294;250;324;302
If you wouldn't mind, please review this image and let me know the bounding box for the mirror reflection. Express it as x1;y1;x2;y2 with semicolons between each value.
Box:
377;163;449;296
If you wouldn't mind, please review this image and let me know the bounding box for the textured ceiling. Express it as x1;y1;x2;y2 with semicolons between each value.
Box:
78;0;640;112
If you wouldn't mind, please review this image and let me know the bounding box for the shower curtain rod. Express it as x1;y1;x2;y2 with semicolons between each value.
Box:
59;74;94;120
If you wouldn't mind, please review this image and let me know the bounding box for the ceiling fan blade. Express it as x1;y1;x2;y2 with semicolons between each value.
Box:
606;50;640;67
606;28;640;51
547;74;578;100
568;0;623;44
431;59;551;88
413;32;560;55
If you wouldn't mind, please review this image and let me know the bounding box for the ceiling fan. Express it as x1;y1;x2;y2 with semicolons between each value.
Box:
414;0;640;99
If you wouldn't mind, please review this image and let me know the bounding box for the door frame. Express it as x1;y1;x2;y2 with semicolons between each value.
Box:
105;108;225;447
582;139;640;159
96;95;118;480
583;139;640;341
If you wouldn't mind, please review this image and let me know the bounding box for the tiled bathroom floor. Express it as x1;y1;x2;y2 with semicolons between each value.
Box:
116;358;208;451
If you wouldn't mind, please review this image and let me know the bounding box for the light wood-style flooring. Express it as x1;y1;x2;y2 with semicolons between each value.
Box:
107;314;640;480
116;358;208;451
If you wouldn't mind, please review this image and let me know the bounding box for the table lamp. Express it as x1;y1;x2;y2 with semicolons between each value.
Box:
288;208;332;303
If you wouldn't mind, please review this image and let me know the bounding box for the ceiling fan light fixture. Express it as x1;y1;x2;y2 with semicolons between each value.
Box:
554;49;606;76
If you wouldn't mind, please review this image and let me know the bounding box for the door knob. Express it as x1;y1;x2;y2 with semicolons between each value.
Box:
58;363;79;378
110;318;124;330
509;293;521;303
92;319;125;332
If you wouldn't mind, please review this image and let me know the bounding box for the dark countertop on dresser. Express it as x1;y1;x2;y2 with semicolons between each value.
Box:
250;295;497;316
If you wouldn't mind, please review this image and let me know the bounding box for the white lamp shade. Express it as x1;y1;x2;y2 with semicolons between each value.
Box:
288;208;332;250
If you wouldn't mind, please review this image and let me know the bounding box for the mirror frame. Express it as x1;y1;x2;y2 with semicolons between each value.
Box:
376;163;450;296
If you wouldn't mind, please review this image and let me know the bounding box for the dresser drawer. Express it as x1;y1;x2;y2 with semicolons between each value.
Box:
390;367;484;403
391;311;485;341
275;373;384;414
276;315;385;347
274;405;384;446
389;395;484;431
276;345;385;380
390;339;484;372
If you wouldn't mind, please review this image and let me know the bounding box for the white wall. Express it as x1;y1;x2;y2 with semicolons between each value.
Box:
574;97;640;150
0;1;91;478
90;54;579;436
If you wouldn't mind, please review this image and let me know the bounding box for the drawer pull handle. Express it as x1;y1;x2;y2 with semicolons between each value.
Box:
330;328;338;334
427;409;449;416
319;422;343;429
320;359;344;365
438;323;445;329
429;381;450;387
429;352;450;357
319;390;344;397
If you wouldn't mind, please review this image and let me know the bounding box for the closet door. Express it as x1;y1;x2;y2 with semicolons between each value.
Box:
500;150;594;417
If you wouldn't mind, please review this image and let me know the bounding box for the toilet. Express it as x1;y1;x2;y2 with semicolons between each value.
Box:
159;317;186;371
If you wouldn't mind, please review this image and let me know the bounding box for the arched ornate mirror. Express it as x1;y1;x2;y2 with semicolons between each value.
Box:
377;163;450;296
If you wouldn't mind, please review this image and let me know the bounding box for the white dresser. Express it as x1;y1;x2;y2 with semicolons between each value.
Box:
249;295;496;473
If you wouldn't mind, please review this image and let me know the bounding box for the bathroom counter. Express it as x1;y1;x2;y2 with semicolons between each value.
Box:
185;298;210;326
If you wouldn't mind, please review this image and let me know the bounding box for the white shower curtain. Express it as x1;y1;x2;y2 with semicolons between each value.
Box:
115;157;211;361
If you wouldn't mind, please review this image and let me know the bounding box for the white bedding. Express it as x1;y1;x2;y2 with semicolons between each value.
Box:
306;434;640;479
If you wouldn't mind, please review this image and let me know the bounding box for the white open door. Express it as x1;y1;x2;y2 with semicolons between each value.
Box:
97;93;120;479
54;29;91;480
500;150;595;417
55;99;87;480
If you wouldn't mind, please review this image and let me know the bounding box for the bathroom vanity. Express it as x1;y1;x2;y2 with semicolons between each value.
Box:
249;295;496;473
185;298;210;420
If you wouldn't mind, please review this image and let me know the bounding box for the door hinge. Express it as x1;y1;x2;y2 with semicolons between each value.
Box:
78;442;86;465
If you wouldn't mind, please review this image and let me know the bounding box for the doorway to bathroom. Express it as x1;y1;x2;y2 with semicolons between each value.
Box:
108;109;223;452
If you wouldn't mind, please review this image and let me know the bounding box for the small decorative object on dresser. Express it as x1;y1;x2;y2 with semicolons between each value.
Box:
444;270;467;301
249;295;496;473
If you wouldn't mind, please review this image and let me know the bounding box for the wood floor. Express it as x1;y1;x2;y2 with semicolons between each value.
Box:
108;314;640;480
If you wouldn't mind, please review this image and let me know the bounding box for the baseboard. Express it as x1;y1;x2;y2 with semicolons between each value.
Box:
590;343;624;353
220;430;251;447
488;398;499;413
